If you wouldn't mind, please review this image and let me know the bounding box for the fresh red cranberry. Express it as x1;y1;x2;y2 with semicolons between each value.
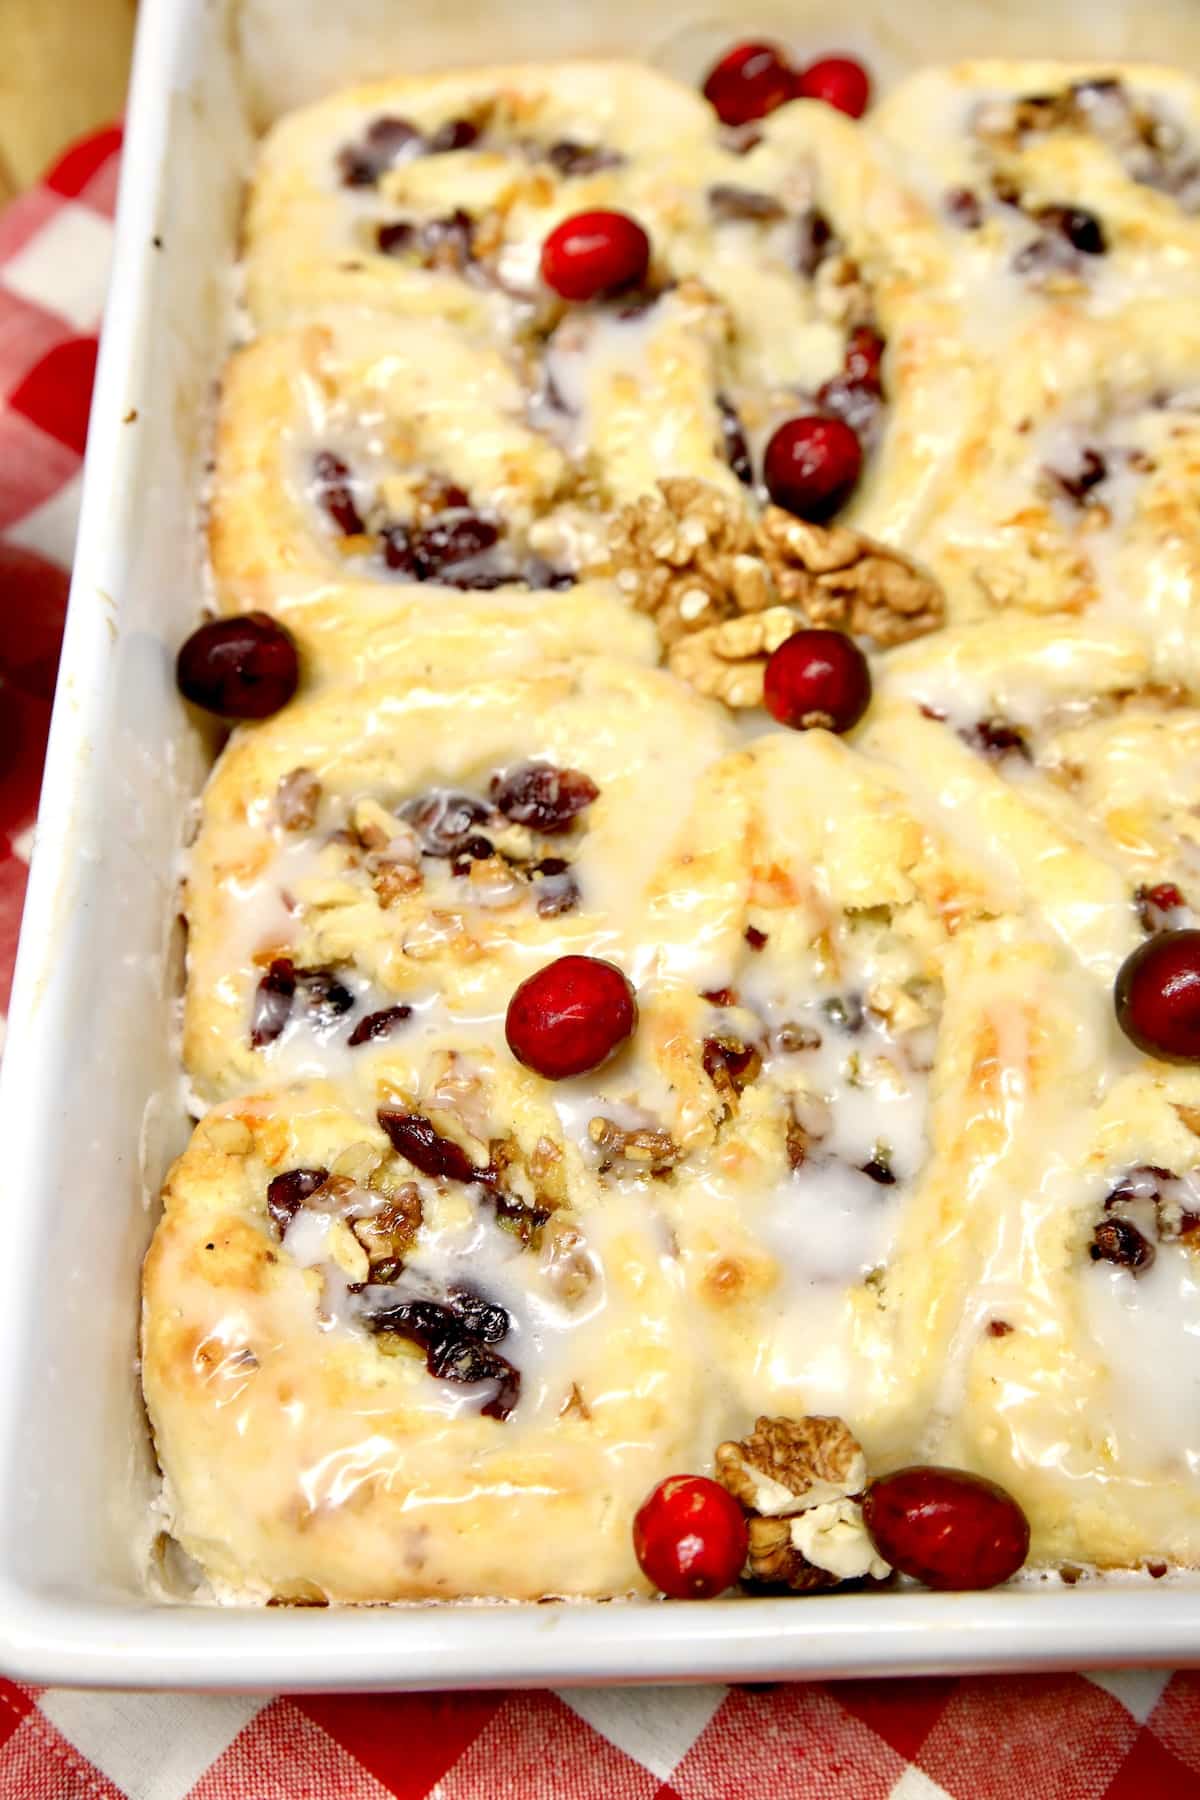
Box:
762;628;871;733
540;210;651;301
702;41;796;127
633;1475;748;1598
1115;930;1200;1062
862;1466;1030;1590
176;613;299;719
763;415;862;521
795;54;872;118
505;954;636;1079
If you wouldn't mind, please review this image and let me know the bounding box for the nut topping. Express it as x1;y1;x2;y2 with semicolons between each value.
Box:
715;1414;889;1592
745;1502;891;1589
599;480;942;708
588;1114;679;1175
276;767;322;831
715;1413;868;1516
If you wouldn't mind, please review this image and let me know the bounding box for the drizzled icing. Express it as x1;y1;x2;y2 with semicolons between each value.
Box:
146;54;1200;1604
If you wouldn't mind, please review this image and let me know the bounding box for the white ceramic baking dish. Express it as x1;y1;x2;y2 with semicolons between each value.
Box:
1;0;1199;1692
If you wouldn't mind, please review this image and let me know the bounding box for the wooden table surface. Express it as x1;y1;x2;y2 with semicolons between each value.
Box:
0;0;135;199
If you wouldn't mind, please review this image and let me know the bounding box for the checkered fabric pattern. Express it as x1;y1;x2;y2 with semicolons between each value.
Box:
0;126;1197;1800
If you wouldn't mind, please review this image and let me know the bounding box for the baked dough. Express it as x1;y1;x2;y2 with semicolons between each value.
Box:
181;657;734;1102
146;56;1200;1599
142;1080;717;1600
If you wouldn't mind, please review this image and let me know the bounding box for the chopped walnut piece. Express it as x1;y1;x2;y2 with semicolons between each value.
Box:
353;798;417;854
601;481;943;709
349;1183;422;1280
702;1035;763;1114
559;1381;592;1419
541;1218;597;1305
373;859;424;907
588;1114;679;1175
715;1414;868;1516
276;767;322;831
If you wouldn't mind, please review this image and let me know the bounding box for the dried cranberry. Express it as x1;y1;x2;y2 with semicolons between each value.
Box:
177;613;299;719
860;1155;897;1185
380;523;417;572
522;559;577;591
368;1298;449;1346
250;958;296;1048
540;210;651;301
376;221;416;256
961;718;1031;761
265;1166;328;1236
633;1474;749;1598
378;211;478;267
401;789;490;855
717;395;754;486
1035;203;1107;254
1048;446;1107;505
762;628;872;733
707;184;787;223
377;1108;487;1184
794;207;834;276
534;863;580;917
795;55;872;119
426;1333;521;1419
488;1187;552;1243
763;415;862;520
744;924;768;950
702;41;795;127
428;118;479;152
337;115;424;186
439;568;512;593
490;761;599;833
367;1296;520;1419
299;967;355;1024
863;1466;1030;1590
1115;930;1200;1062
347;1004;413;1047
312;450;366;537
415;513;500;576
702;1036;761;1094
1104;1166;1172;1208
419;209;477;267
545;140;624;177
446;1286;510;1344
945;186;984;229
1136;882;1187;932
505;954;637;1080
1090;1216;1156;1272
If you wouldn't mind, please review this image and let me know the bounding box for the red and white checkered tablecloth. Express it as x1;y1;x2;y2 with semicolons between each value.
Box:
0;126;1198;1800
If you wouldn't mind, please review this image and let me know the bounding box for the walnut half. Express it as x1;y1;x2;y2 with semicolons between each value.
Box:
716;1414;890;1593
715;1413;868;1516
